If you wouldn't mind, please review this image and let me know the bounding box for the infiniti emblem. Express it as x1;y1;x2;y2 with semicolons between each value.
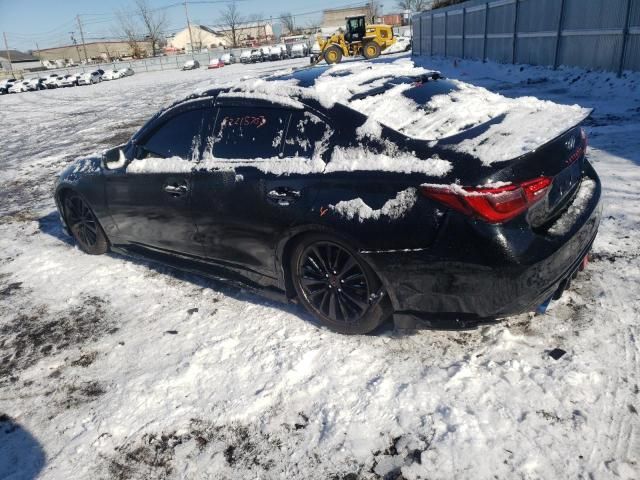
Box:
565;136;576;151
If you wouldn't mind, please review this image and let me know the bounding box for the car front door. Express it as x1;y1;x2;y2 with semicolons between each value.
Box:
103;103;210;257
190;100;332;279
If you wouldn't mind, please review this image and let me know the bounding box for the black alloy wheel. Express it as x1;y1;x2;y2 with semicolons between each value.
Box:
63;193;109;255
291;235;389;334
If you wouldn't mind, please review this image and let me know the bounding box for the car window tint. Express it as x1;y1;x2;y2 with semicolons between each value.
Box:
210;106;290;159
141;108;207;160
283;111;333;159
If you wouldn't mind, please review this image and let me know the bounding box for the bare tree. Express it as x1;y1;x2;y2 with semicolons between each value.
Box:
115;10;143;58
135;0;167;56
280;12;296;35
395;0;432;11
220;1;244;48
366;0;382;22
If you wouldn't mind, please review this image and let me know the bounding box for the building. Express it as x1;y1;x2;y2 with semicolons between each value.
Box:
321;6;372;30
378;13;406;26
37;41;154;62
167;22;274;51
167;25;228;52
0;50;41;72
221;22;274;47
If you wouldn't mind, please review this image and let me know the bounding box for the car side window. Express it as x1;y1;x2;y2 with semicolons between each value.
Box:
209;106;291;159
283;110;333;160
139;108;208;160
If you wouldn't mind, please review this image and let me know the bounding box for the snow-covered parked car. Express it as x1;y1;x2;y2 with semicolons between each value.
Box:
8;80;30;93
250;49;264;63
220;52;235;64
59;74;79;87
0;78;18;94
101;69;119;81
268;45;285;61
117;67;134;78
77;70;102;85
43;74;63;89
53;59;602;335
239;50;252;63
26;78;47;91
182;60;200;70
208;58;224;69
384;36;412;54
290;43;308;58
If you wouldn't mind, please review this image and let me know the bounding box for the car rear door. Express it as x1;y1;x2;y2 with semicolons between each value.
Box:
189;99;330;279
103;102;210;257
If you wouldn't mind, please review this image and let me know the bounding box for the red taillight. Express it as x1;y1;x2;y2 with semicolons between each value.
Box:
421;176;552;223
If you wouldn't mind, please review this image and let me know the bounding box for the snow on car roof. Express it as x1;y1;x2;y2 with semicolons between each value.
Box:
233;58;591;165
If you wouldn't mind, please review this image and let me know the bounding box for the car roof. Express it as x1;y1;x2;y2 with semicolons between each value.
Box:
167;60;450;130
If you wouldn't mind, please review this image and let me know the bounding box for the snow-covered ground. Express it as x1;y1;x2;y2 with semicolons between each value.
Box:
1;55;639;479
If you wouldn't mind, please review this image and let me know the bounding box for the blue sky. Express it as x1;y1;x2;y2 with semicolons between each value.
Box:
0;0;386;51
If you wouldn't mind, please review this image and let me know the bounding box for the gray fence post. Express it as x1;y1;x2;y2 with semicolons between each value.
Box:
512;0;519;64
430;14;434;56
618;0;632;76
144;59;148;72
416;14;422;56
483;2;489;62
553;0;567;69
461;7;466;59
444;12;448;57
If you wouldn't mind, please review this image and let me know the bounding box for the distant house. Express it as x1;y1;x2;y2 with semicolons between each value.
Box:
0;50;41;72
168;23;274;51
168;25;228;52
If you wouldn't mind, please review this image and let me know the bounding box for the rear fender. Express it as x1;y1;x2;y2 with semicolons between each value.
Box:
275;224;400;309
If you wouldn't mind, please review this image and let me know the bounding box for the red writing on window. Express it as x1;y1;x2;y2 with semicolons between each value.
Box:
221;115;267;129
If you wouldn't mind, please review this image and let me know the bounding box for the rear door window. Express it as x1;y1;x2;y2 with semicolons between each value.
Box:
140;108;208;160
209;106;291;159
283;110;333;160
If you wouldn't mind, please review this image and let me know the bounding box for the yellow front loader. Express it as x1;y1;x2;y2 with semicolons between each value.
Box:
311;16;397;65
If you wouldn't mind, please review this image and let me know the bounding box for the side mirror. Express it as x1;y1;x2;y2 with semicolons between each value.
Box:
103;146;128;170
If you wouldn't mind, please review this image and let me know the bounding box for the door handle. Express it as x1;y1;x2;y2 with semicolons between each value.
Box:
267;188;301;206
163;183;188;197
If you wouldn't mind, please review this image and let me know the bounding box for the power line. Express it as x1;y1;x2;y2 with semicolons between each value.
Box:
6;0;371;50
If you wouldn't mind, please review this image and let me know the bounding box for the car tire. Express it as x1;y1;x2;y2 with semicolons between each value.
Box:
290;234;391;334
363;41;381;60
323;45;343;64
62;192;109;255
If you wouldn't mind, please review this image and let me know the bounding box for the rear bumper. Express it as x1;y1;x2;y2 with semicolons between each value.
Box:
365;172;602;327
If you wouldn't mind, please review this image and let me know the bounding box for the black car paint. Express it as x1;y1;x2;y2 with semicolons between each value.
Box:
54;68;602;328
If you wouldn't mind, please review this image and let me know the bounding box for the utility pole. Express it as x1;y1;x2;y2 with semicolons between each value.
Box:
70;32;82;64
76;15;89;63
2;32;14;78
184;0;195;54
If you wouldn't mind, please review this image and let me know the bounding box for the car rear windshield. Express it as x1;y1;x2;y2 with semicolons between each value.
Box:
399;78;459;104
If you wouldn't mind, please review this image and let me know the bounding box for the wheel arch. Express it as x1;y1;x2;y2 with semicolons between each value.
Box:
55;185;111;246
275;225;400;310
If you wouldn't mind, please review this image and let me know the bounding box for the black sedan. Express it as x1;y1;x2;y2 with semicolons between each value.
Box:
54;64;602;334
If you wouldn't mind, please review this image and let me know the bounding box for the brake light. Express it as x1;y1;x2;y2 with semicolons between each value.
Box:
421;176;552;223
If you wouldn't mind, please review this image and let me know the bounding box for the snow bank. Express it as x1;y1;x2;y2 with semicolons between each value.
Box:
331;188;418;221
